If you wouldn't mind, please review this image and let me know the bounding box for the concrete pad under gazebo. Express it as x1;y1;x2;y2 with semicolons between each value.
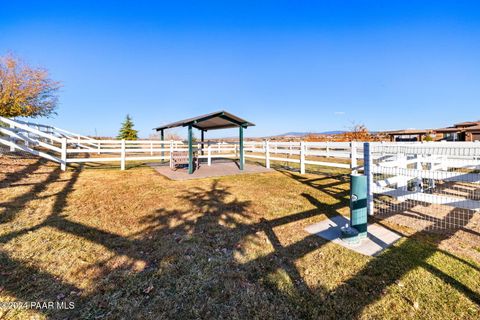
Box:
149;161;272;181
154;111;255;174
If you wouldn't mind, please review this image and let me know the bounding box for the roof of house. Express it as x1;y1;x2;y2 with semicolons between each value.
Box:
383;129;432;135
435;123;480;133
382;120;480;136
464;125;480;132
434;127;462;133
454;121;480;127
154;111;255;131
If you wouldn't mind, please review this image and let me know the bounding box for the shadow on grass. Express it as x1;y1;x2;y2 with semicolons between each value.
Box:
317;230;480;319
285;169;480;318
0;162;61;224
0;158;44;187
0;161;479;319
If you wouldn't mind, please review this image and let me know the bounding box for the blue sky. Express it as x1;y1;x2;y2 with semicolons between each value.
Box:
1;1;479;138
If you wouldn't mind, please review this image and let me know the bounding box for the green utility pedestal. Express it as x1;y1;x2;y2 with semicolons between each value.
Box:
350;174;368;239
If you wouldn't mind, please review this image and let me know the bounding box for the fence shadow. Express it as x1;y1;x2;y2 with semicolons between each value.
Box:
318;208;480;319
0;162;61;224
0;164;87;318
278;170;480;317
0;157;45;187
0;161;479;319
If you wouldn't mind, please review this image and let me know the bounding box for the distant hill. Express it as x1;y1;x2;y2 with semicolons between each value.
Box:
276;131;346;137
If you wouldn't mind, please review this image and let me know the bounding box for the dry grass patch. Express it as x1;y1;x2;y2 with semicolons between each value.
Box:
0;154;479;319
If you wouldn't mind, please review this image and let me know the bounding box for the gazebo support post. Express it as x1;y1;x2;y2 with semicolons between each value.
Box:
201;130;205;156
239;126;244;170
188;125;194;174
160;129;164;162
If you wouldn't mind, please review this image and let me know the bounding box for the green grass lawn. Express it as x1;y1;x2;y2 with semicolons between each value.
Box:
0;155;479;319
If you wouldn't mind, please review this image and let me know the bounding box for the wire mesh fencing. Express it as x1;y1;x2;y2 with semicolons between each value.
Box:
365;142;480;234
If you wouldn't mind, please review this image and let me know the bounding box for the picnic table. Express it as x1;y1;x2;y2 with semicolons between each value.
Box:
170;150;199;171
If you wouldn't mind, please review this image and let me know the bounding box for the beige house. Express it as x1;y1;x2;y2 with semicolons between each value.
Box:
383;129;435;142
435;121;480;141
384;121;480;142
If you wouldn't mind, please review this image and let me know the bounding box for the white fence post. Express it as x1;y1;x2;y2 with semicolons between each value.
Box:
397;153;407;191
9;122;15;152
97;141;101;154
25;131;29;147
265;140;270;169
326;141;330;158
169;140;173;166
428;154;436;188
440;155;447;171
414;154;423;192
364;142;374;216
300;141;305;174
208;145;212;166
150;141;153;156
350;141;357;174
241;142;245;168
120;139;126;170
61;138;67;171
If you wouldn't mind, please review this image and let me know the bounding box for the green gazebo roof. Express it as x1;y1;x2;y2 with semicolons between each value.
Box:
154;110;255;131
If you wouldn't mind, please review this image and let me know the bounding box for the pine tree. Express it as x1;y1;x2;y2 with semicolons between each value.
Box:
117;114;138;140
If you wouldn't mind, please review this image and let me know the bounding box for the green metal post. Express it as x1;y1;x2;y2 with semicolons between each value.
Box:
201;130;205;156
188;125;193;174
350;174;368;238
239;126;244;170
160;129;164;162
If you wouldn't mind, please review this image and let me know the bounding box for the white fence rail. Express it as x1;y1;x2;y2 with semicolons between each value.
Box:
364;141;480;233
1;116;362;172
244;140;361;173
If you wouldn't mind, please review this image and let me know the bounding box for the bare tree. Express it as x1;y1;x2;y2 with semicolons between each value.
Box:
148;131;182;141
165;133;182;141
343;121;372;141
0;54;61;118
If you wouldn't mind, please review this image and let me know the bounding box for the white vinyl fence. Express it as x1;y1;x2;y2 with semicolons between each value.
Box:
244;141;362;173
364;141;480;233
0;116;361;172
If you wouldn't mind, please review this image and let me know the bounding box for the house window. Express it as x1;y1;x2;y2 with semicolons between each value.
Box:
443;133;458;141
395;134;418;142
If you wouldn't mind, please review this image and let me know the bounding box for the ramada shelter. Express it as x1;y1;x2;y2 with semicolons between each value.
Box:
154;111;255;174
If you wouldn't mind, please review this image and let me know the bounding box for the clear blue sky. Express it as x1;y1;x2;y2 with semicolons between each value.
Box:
1;1;479;138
